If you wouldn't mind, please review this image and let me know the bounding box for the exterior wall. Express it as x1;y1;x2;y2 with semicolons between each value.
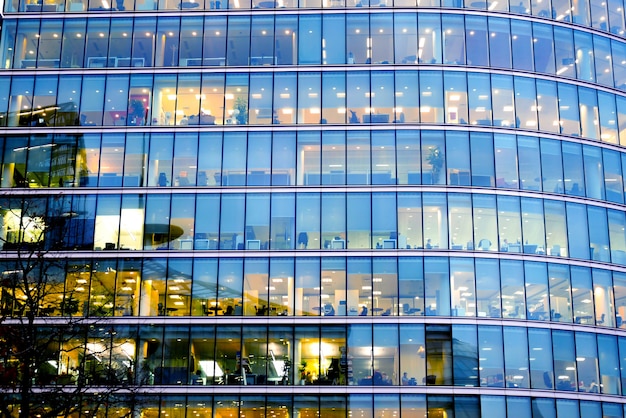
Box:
2;0;626;415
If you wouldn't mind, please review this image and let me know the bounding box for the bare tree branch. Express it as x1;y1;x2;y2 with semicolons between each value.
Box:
0;196;144;418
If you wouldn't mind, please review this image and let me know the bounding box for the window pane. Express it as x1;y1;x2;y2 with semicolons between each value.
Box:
450;258;475;317
452;324;478;386
478;326;504;387
503;327;529;388
475;259;501;317
575;332;598;392
400;324;425;386
548;264;572;322
597;334;621;394
424;258;450;316
528;328;554;389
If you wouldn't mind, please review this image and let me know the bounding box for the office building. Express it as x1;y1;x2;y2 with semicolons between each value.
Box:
1;0;626;415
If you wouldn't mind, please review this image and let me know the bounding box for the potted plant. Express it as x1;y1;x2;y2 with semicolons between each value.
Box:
426;146;444;184
127;99;146;126
298;360;307;385
233;97;248;125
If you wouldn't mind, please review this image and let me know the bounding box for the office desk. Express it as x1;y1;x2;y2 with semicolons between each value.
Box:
197;239;218;250
363;114;390;123
206;306;223;316
21;58;60;68
331;239;345;249
227;373;257;385
529;311;547;320
247;171;271;186
87;57;117;68
246;239;261;250
347;172;369;184
383;239;396;249
302;172;343;185
99;174;123;187
371;172;393;184
510;5;527;12
523;244;538;254
272;172;291;185
508;243;521;252
250;56;275;65
116;57;145;67
222;173;246;186
26;3;58;11
183;57;226;66
323;172;345;184
178;239;193;250
123;175;141;186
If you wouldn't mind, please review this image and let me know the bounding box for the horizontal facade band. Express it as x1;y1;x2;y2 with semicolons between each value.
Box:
0;70;624;148
2;253;626;326
0;130;625;207
4;1;626;46
19;384;626;401
11;314;626;334
0;190;624;263
3;321;626;393
0;249;626;272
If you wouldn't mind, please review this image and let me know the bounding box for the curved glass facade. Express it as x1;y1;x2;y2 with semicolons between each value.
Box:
3;0;626;42
4;256;626;327
2;0;626;414
6;191;626;265
2;71;626;145
2;13;626;89
4;131;626;202
4;321;626;390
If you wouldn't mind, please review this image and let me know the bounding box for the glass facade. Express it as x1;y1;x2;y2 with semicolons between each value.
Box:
2;0;626;414
4;320;626;389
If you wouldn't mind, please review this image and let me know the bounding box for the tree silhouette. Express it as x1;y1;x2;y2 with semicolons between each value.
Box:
0;195;145;418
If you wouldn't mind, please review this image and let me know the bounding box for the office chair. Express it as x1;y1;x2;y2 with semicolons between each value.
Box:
478;239;491;250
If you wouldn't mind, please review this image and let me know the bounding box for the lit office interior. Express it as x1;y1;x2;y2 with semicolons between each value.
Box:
1;257;625;329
